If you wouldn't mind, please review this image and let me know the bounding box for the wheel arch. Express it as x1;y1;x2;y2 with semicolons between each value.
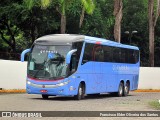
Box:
80;81;86;94
120;80;124;85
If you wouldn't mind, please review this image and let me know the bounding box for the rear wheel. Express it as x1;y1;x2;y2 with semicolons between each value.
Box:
42;95;49;99
123;82;130;96
117;82;124;97
75;84;85;100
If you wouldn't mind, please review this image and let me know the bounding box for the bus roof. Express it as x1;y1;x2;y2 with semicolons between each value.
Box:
35;34;85;45
34;34;139;50
84;36;139;50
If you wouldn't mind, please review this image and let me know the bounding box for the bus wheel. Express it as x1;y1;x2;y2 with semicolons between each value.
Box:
117;82;124;97
42;95;49;99
75;84;85;100
123;82;130;96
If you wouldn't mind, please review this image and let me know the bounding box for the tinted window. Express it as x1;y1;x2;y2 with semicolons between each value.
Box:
72;41;83;61
113;47;121;63
134;50;139;63
82;43;139;64
103;46;113;62
128;49;135;63
82;43;94;64
93;45;104;62
120;48;126;63
103;46;139;64
72;42;83;55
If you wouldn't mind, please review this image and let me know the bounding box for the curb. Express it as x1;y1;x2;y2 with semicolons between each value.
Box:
0;89;26;93
134;89;160;92
0;89;160;93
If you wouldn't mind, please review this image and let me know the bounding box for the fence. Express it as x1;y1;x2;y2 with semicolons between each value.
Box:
0;60;160;90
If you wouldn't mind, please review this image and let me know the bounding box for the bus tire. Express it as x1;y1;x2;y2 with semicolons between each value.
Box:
42;94;49;99
75;84;85;100
123;82;130;96
117;82;124;97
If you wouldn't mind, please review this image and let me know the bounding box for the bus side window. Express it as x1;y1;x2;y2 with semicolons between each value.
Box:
135;50;139;63
103;46;113;62
113;47;121;63
125;50;129;63
82;43;93;64
92;45;104;62
120;48;126;63
72;41;83;62
128;49;135;64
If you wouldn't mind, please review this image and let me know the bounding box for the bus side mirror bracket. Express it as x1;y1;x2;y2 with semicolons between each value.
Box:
21;49;31;62
66;49;77;64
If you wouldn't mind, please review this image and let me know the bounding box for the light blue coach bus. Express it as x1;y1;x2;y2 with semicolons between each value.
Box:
21;34;140;100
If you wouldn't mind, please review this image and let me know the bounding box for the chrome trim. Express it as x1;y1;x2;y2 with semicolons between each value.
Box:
27;80;70;88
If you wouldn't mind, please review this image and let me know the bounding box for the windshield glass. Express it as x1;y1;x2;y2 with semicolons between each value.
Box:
28;45;71;80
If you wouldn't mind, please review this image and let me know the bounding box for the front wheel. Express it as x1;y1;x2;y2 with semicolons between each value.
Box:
75;84;85;100
42;94;49;99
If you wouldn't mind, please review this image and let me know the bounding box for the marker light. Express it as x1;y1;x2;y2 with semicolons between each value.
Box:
96;41;101;44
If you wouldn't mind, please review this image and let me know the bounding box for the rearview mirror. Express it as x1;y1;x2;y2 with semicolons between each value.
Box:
21;49;31;62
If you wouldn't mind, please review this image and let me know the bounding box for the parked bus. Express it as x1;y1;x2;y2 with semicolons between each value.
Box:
21;34;140;100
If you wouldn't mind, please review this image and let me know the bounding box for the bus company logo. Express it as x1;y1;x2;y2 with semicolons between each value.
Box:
42;85;45;88
112;65;129;71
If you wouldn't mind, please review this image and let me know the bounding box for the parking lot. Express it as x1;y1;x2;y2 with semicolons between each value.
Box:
0;92;160;120
0;92;159;111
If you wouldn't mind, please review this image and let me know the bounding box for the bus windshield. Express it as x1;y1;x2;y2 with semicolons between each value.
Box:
27;45;71;80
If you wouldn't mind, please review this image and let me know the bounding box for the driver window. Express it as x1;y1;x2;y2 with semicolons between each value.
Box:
70;53;78;73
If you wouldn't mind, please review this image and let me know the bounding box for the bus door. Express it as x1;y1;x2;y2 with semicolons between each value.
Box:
92;44;105;93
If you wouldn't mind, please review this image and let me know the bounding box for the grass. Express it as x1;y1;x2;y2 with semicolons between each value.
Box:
149;101;160;110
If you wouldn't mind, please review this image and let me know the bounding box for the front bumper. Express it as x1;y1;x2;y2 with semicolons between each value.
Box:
26;80;71;96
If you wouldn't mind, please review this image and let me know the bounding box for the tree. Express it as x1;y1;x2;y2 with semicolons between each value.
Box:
0;1;25;53
113;0;123;43
148;0;160;67
78;0;114;39
79;0;95;28
122;0;149;66
24;0;95;33
24;0;74;34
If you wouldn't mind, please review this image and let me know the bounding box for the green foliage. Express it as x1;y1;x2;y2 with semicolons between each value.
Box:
79;0;114;39
122;0;150;66
0;1;26;50
81;0;95;14
40;0;51;8
23;0;35;10
0;0;160;66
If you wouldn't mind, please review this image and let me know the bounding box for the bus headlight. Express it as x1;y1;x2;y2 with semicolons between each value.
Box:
57;80;70;87
58;83;64;87
27;81;31;85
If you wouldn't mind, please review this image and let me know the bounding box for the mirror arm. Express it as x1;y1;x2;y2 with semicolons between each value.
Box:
66;49;77;64
21;49;31;62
